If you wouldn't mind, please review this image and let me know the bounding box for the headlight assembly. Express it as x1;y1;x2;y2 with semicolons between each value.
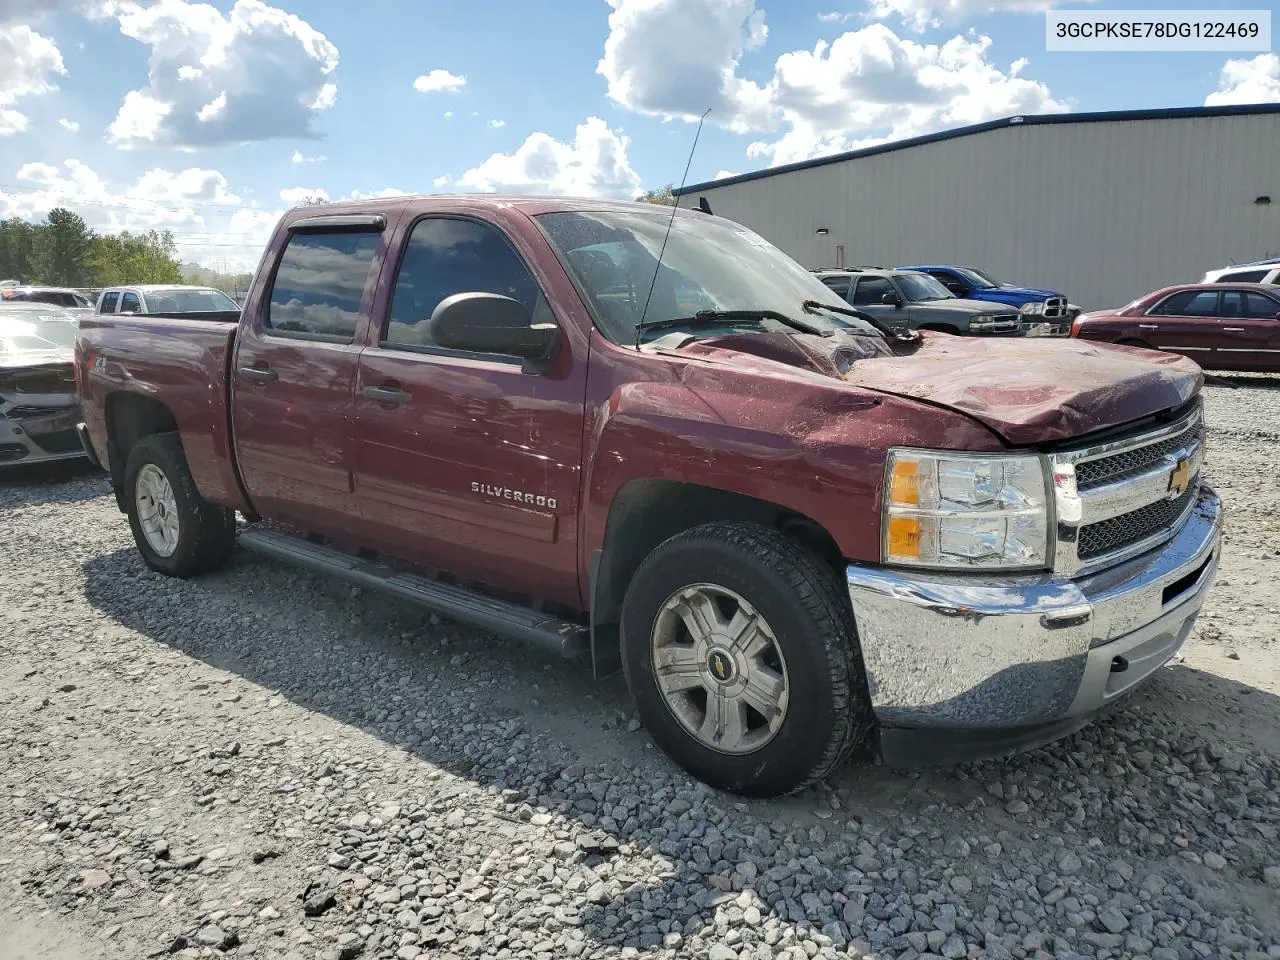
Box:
1020;302;1045;316
883;449;1052;570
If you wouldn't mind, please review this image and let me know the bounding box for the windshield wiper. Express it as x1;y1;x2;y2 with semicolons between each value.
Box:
801;300;920;342
636;309;832;337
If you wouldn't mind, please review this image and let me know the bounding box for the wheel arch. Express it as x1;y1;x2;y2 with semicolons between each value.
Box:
588;478;845;677
104;392;179;512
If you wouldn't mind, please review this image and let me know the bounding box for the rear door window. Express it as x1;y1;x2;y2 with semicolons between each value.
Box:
820;276;851;299
851;276;893;306
120;292;141;312
266;230;381;341
100;292;119;313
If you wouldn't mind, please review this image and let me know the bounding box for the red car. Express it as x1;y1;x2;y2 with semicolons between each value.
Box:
1072;282;1280;372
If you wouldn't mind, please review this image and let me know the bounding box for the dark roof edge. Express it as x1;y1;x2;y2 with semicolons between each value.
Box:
674;103;1280;195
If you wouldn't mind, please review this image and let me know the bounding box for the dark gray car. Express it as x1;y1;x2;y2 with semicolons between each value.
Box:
815;269;1023;336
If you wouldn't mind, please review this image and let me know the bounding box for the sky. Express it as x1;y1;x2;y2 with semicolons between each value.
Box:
1;0;1277;272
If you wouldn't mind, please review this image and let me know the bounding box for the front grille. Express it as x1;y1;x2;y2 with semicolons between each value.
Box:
1076;421;1203;490
1043;297;1068;319
1077;482;1197;560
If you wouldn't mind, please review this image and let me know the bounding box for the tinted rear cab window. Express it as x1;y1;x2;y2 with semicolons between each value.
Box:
266;231;381;340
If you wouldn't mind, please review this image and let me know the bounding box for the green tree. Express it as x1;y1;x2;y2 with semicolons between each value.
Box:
635;184;676;206
0;218;37;281
32;207;94;285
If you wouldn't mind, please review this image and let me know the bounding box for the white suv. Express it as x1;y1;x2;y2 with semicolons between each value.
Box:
1201;258;1280;285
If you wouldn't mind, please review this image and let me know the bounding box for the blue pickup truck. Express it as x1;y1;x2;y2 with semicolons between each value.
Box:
896;265;1079;332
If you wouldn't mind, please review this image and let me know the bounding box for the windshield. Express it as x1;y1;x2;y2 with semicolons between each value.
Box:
895;273;953;302
146;289;239;313
956;267;997;288
535;210;879;342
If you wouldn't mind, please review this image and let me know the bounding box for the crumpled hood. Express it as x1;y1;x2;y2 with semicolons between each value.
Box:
680;332;1201;446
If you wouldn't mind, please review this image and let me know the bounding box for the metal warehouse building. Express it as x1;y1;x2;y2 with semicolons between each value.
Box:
675;104;1280;312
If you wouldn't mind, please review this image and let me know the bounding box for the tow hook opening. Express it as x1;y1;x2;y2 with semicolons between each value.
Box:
1110;655;1129;674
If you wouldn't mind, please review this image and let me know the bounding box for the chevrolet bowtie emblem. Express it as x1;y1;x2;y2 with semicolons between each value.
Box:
1167;456;1193;499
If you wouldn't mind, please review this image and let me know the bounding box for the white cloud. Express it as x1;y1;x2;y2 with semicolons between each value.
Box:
345;187;409;200
58;117;79;132
103;0;339;148
443;110;453;119
600;0;1065;166
457;116;643;199
1204;53;1280;106
488;118;505;129
598;0;767;123
0;108;26;134
866;0;1090;31
279;186;328;204
817;11;851;22
713;169;739;179
0;159;269;269
432;175;450;187
291;149;326;163
412;68;465;93
0;23;65;134
0;0;74;22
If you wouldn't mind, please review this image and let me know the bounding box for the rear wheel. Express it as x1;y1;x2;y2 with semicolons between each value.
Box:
124;433;235;578
620;521;871;797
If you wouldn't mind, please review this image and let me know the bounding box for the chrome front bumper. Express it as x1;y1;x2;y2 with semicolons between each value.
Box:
847;488;1221;762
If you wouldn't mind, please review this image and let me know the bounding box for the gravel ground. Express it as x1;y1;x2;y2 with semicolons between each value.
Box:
2;375;1278;960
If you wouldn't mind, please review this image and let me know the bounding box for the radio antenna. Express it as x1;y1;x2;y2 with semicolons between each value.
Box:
635;107;711;349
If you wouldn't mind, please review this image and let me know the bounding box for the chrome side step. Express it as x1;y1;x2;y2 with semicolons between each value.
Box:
237;529;589;659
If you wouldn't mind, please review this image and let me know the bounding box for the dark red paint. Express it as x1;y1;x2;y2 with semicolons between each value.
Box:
77;196;1205;614
1073;282;1280;373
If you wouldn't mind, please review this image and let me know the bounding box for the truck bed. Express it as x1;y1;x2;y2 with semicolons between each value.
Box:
76;314;248;511
97;310;244;324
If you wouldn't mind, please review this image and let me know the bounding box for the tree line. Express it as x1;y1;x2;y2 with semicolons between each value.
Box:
0;207;183;288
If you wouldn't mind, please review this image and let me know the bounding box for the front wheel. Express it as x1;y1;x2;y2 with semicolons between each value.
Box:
124;433;236;578
620;521;871;797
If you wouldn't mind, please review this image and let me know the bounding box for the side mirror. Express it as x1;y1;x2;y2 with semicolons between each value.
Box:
427;292;559;360
881;293;901;306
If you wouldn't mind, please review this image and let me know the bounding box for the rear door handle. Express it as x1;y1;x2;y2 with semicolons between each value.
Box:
362;385;411;403
1222;327;1245;332
239;365;278;383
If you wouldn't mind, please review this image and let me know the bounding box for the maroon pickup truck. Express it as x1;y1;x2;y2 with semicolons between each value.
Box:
76;196;1222;797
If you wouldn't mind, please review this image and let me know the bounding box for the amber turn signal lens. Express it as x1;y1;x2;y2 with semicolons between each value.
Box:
889;459;920;507
886;516;922;559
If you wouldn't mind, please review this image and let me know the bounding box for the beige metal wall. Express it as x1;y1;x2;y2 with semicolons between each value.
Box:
678;114;1280;311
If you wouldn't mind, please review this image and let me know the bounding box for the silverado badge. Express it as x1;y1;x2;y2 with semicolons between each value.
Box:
1167;456;1193;499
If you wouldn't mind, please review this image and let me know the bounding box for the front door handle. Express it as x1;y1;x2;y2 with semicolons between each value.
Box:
1222;327;1245;333
362;385;411;403
1138;324;1158;330
239;365;278;383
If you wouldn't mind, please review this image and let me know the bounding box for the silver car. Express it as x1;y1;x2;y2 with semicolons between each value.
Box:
0;303;85;467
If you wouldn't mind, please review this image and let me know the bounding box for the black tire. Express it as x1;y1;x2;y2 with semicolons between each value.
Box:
620;521;871;797
124;432;236;578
